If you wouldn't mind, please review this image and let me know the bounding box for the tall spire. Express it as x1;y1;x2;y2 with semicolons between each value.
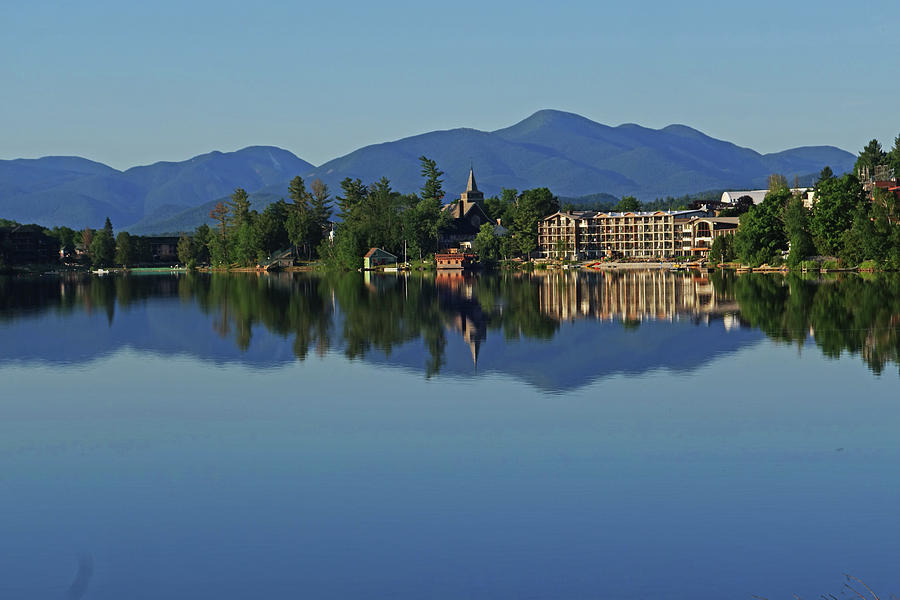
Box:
466;167;478;193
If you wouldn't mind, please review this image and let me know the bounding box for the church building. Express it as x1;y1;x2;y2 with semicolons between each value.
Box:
439;167;494;249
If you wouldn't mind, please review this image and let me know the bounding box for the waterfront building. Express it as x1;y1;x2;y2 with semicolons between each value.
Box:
0;225;60;265
435;248;477;270
363;247;397;270
538;209;709;260
678;217;740;257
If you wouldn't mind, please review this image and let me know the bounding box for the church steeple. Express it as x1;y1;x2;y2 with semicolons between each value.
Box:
466;167;478;193
458;166;484;216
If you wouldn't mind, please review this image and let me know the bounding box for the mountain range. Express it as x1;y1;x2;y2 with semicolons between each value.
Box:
0;110;856;233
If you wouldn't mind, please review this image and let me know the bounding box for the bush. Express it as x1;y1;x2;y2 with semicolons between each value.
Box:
857;259;879;271
799;260;820;271
822;259;841;270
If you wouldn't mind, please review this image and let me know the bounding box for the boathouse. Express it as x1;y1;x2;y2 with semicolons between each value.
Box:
363;247;398;270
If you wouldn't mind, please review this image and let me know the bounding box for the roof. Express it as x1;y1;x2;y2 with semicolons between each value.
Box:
688;216;740;225
443;199;492;225
721;190;768;205
363;247;397;259
542;209;706;221
721;189;810;205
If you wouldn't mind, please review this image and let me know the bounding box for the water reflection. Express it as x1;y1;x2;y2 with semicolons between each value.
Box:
1;270;898;383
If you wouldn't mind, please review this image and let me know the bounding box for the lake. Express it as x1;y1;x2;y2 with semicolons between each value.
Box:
1;270;898;599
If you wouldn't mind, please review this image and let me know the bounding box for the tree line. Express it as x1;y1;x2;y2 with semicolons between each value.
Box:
710;133;900;268
147;156;560;270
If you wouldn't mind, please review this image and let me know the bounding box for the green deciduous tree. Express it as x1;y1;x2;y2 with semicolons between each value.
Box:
783;196;815;266
49;226;77;256
708;234;727;264
115;231;133;266
734;188;790;266
513;188;558;258
613;196;642;212
90;229;115;267
473;222;500;263
810;174;864;256
177;233;194;265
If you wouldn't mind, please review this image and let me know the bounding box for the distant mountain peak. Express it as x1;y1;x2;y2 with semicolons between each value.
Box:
1;111;856;233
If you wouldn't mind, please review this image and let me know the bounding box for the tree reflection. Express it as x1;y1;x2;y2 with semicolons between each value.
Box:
1;270;898;377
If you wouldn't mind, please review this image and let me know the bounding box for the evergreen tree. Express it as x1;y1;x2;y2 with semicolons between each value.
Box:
257;200;291;255
308;178;333;254
226;188;251;230
193;224;211;264
336;178;367;222
286;176;311;257
889;133;900;179
855;139;887;177
209;202;229;264
418;156;444;201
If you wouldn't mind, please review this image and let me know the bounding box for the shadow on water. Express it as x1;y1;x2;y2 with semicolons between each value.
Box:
0;270;898;388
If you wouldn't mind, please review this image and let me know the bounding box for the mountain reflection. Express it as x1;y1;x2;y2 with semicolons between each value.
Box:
1;270;898;387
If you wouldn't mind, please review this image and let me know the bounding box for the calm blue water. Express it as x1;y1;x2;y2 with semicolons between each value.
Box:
0;271;898;599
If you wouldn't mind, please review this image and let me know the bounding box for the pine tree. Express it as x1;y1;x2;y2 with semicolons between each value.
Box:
418;156;444;201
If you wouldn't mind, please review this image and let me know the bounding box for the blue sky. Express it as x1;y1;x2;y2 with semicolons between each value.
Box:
2;0;898;170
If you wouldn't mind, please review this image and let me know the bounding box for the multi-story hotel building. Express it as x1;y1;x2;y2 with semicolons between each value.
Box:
678;216;740;257
538;210;712;259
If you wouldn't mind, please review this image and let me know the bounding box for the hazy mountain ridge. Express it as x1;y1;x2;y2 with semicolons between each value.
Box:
0;147;315;230
0;110;855;232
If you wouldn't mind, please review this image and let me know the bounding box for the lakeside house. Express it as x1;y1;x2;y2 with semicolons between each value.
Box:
538;209;712;260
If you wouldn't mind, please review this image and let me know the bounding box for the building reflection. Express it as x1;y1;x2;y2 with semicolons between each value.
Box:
434;271;487;367
535;269;740;326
